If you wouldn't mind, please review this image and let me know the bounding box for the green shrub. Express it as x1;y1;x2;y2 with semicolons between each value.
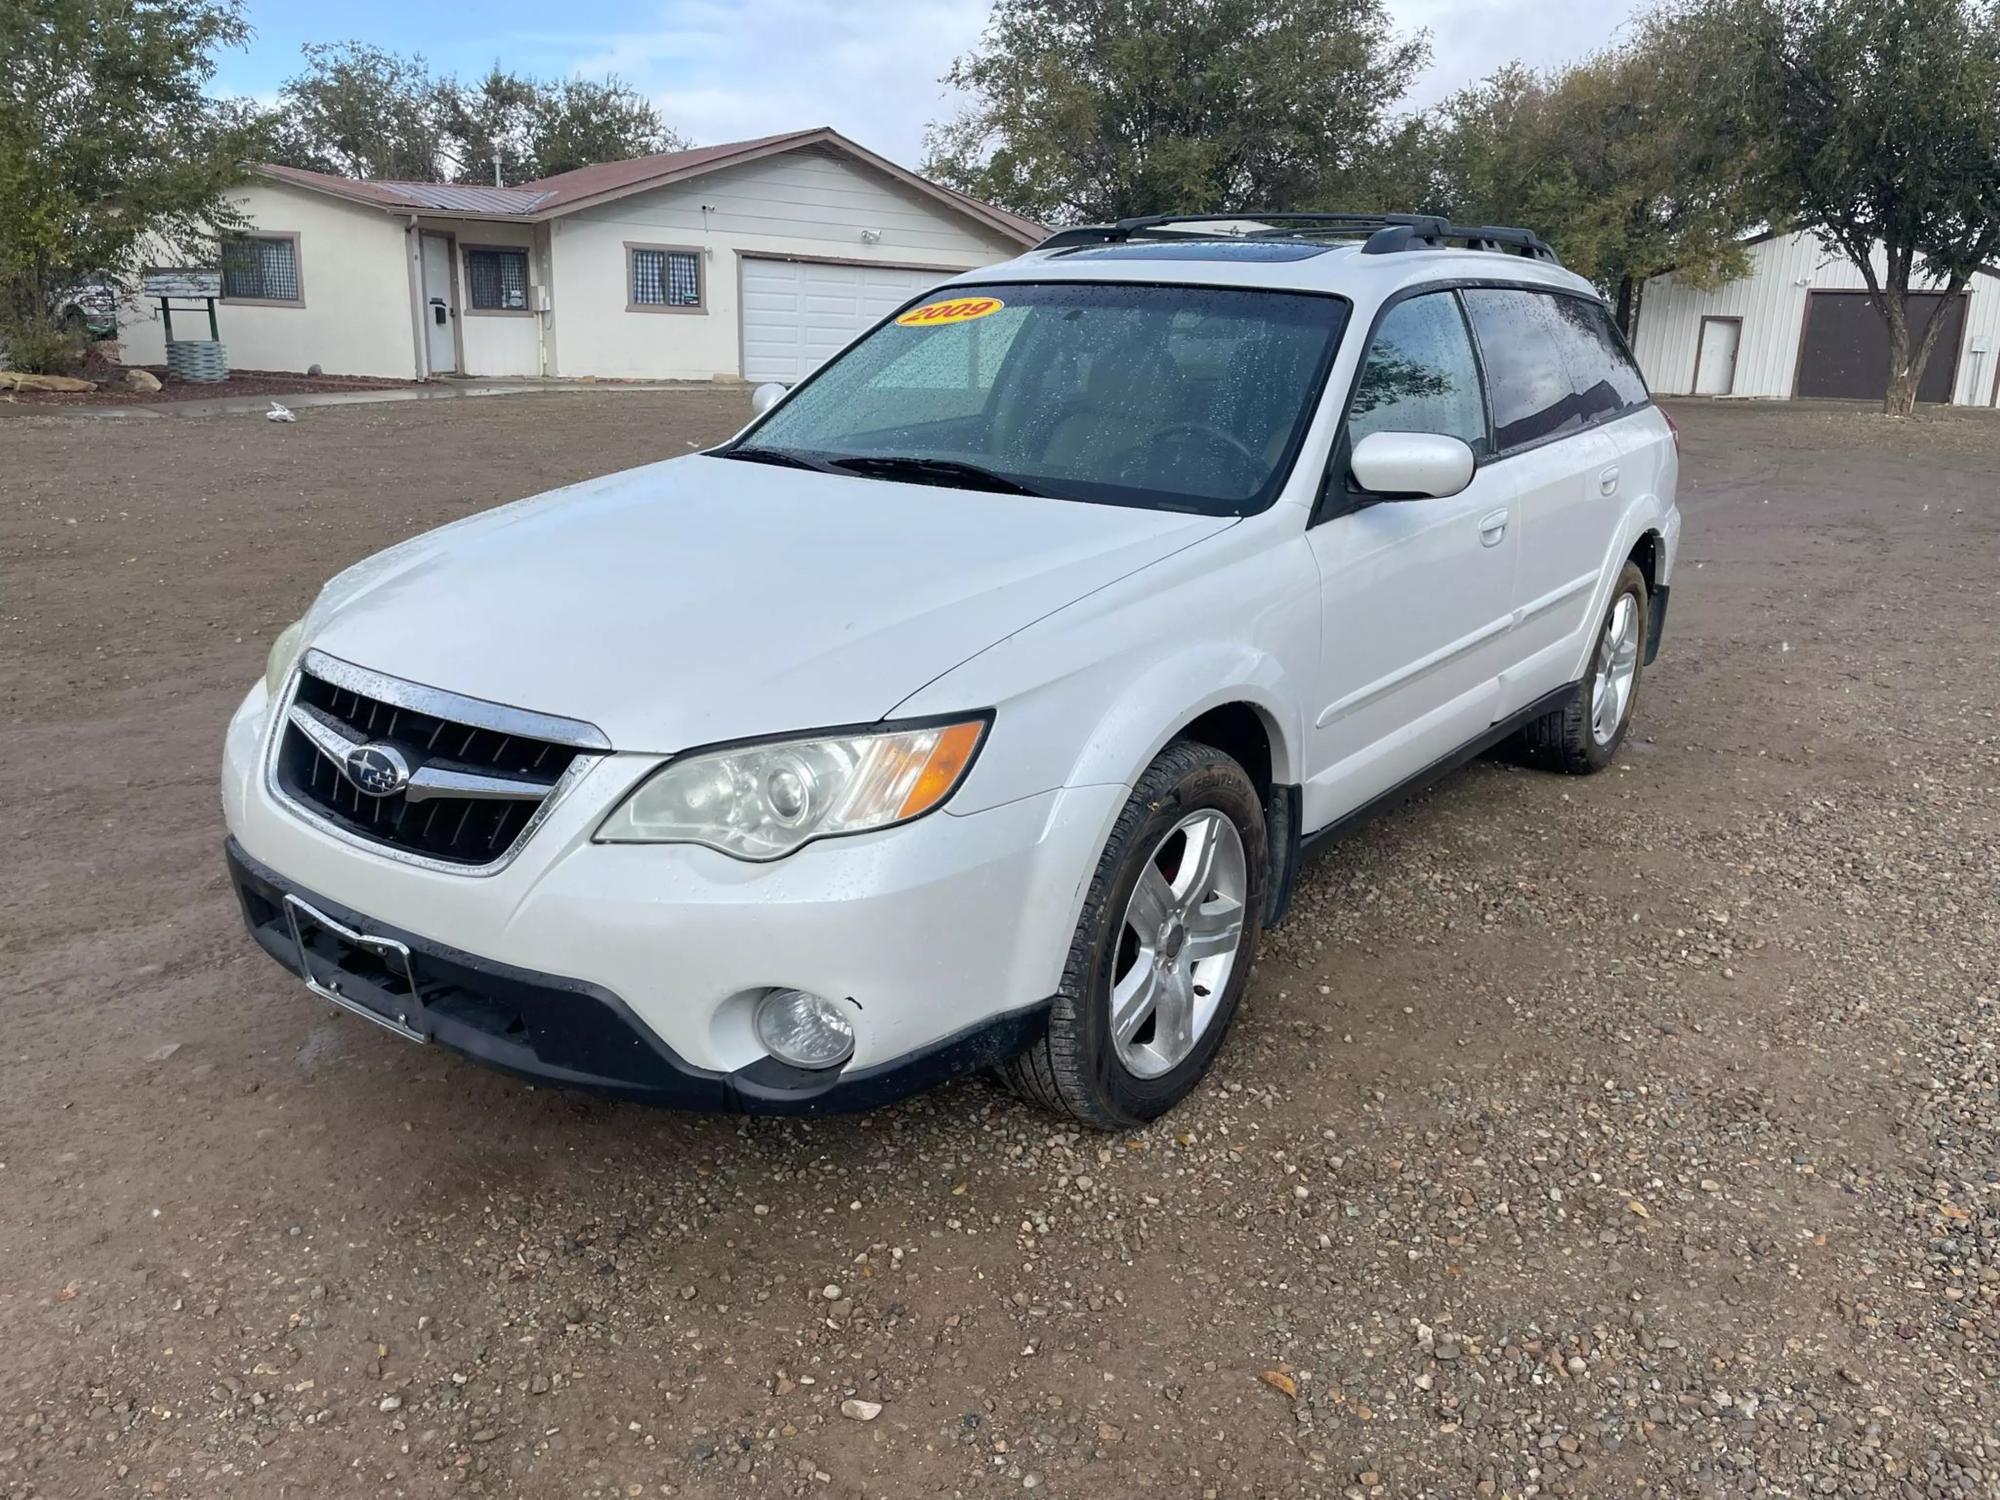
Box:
0;316;89;375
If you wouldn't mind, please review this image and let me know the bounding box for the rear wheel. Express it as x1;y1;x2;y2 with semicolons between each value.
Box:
999;740;1267;1129
1516;561;1647;773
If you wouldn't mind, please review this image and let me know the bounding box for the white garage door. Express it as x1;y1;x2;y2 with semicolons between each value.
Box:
741;258;953;383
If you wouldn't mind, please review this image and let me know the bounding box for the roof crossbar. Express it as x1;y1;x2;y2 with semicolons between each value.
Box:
1037;211;1559;263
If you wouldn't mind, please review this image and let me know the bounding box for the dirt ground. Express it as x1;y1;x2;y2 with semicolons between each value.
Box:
2;393;1996;1500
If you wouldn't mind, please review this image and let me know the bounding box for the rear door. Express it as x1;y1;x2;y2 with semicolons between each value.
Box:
1461;288;1630;712
1303;289;1519;829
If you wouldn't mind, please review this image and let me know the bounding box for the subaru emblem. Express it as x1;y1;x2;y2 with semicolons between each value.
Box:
343;742;412;797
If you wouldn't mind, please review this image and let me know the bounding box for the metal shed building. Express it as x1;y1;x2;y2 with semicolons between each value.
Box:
1630;230;2000;407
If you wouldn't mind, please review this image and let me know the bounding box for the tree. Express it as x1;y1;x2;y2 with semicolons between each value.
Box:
265;41;454;181
437;65;538;187
268;44;684;186
1420;6;1762;333
923;0;1428;224
0;0;261;353
1728;0;2000;415
516;77;684;181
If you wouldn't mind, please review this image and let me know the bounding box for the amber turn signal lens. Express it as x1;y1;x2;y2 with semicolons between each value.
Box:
898;720;987;819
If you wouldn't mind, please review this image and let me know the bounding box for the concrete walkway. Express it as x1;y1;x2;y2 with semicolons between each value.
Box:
22;378;719;421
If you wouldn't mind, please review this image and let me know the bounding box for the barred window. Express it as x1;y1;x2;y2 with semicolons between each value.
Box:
630;247;702;309
220;235;301;302
466;247;529;312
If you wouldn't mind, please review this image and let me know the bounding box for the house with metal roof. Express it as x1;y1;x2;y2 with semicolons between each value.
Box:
115;128;1043;383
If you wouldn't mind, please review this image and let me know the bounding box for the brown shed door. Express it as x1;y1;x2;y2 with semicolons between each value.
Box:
1795;290;1965;403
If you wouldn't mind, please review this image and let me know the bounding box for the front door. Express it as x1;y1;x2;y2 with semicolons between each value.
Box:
1302;290;1518;832
419;233;458;376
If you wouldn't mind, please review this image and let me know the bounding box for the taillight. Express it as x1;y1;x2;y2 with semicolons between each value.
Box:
1661;408;1680;448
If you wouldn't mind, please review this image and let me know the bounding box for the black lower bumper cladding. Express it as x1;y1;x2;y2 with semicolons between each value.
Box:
225;839;1046;1115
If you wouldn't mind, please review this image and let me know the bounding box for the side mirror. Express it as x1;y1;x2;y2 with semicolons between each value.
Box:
750;382;788;416
1348;431;1476;500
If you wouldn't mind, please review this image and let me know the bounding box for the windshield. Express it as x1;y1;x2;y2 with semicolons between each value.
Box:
731;281;1349;515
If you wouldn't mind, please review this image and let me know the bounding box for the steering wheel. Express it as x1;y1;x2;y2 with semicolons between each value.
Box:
1149;421;1265;487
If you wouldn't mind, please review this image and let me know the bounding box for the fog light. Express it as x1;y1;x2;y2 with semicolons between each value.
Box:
754;989;855;1070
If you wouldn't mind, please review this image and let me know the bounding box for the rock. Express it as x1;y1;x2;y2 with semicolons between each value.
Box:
378;1395;402;1413
839;1398;882;1422
146;1042;181;1063
821;1284;843;1300
122;367;162;392
0;371;96;392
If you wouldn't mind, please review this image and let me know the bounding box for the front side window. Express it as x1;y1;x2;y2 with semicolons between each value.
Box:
1461;287;1588;452
736;281;1349;515
1346;292;1486;449
220;235;300;303
630;246;702;310
465;247;529;312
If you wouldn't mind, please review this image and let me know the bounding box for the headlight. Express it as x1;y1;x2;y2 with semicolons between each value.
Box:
265;618;306;698
595;716;989;860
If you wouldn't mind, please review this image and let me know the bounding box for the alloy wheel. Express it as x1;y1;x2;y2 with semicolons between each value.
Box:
1590;591;1641;747
1109;810;1248;1080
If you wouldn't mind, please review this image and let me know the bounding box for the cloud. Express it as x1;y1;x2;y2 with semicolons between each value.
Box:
516;0;1654;166
522;0;989;163
1391;0;1652;107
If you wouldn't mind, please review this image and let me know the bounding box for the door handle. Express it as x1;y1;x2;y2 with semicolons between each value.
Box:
1477;508;1509;547
1599;465;1620;496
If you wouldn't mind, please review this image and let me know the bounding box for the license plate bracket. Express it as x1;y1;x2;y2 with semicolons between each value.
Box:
283;894;429;1043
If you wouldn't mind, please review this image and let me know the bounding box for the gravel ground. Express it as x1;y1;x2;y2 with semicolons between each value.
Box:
1;394;1996;1499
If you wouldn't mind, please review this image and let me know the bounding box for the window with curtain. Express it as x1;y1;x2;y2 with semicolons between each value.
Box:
630;247;702;309
466;247;530;311
220;236;300;302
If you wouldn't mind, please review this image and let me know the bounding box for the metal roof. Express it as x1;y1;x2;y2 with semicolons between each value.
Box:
249;130;1044;243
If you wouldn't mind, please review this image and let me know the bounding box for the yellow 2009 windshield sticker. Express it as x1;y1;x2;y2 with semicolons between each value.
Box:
896;295;1004;328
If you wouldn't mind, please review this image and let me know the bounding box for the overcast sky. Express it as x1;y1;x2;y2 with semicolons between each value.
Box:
217;0;1654;165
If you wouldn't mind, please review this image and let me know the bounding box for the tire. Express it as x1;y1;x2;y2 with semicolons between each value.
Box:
1516;561;1648;774
999;740;1268;1129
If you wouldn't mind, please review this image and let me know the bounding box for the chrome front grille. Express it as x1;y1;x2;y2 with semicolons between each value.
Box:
270;650;608;871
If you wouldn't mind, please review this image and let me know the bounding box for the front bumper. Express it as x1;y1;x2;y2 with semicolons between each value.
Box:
228;839;1048;1113
222;680;1125;1107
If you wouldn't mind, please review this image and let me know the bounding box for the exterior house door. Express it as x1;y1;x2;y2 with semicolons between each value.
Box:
419;233;459;376
1693;317;1740;395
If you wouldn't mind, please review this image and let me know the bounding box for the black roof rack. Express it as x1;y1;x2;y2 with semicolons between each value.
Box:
1036;211;1559;263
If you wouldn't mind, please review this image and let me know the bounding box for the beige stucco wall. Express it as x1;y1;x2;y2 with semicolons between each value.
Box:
116;182;417;380
546;146;1027;380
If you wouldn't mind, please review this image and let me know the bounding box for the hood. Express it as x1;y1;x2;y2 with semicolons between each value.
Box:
304;454;1232;751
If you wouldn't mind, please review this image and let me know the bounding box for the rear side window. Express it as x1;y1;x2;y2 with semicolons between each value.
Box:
1346;292;1486;449
1550;297;1650;413
1461;288;1585;451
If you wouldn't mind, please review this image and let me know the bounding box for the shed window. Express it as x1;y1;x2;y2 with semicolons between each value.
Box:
466;247;530;311
220;235;300;302
631;247;702;309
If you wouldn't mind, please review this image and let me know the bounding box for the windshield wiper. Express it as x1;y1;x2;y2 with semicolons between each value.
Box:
823;454;1050;497
716;444;841;473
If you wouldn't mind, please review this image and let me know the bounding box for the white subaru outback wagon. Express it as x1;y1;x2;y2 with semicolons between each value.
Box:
224;211;1679;1129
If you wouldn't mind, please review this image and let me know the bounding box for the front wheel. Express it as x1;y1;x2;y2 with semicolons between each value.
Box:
1516;561;1648;773
999;740;1267;1129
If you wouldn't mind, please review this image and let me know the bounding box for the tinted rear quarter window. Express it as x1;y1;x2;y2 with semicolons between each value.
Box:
1545;296;1650;419
1461;288;1586;451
